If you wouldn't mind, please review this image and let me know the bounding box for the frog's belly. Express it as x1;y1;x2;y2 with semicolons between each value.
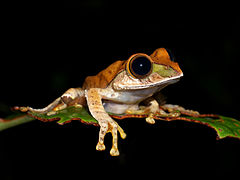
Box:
102;86;160;114
103;102;138;115
108;86;160;104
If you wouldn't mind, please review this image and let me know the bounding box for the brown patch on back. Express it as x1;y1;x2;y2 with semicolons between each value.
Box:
150;48;182;74
82;60;126;89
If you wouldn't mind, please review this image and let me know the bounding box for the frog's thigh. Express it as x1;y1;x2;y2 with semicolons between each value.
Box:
85;88;120;156
161;104;199;116
48;88;85;115
61;88;85;106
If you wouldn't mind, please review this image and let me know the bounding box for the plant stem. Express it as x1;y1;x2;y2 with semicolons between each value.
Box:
0;114;35;131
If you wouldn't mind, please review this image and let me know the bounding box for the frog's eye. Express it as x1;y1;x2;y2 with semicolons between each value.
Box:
127;54;152;79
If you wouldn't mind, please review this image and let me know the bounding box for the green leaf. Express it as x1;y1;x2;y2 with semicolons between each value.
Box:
28;106;98;125
184;115;240;139
109;111;240;140
1;105;240;141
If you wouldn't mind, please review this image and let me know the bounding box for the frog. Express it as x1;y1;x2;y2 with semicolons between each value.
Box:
19;48;198;156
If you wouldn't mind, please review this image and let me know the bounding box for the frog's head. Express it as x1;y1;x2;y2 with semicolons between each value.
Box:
112;48;183;90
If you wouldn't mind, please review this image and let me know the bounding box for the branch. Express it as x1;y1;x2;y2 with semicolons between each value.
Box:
0;114;35;131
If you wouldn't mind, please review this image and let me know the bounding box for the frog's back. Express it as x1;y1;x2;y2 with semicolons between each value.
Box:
82;60;126;90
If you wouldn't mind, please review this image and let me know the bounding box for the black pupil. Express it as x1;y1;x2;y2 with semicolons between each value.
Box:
131;56;152;77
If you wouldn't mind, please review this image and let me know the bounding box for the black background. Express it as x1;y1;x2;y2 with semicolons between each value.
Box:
1;2;240;179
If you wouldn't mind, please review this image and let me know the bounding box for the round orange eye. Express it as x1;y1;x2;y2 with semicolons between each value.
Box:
127;54;152;79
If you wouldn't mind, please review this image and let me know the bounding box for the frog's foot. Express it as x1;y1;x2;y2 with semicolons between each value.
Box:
107;120;126;156
96;120;121;156
145;113;156;124
161;104;200;116
126;99;160;124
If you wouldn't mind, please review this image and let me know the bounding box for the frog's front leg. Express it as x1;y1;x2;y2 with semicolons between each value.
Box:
85;88;126;156
126;98;181;124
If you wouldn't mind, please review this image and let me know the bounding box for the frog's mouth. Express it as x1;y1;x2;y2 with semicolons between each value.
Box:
162;73;184;84
132;73;183;89
113;72;183;90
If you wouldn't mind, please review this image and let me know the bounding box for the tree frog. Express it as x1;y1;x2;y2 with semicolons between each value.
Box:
20;48;197;156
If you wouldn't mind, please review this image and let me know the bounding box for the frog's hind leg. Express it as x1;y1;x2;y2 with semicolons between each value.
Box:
18;88;85;115
19;97;63;114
